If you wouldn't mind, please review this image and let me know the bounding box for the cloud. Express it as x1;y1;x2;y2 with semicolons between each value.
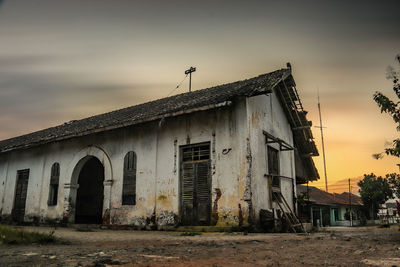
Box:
0;67;169;140
311;176;362;194
0;54;58;68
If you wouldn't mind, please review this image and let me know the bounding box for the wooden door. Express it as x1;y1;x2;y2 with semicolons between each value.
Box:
195;161;211;225
12;169;30;223
181;143;211;226
182;162;195;225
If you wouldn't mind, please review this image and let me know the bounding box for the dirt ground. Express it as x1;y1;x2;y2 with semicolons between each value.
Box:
1;225;400;267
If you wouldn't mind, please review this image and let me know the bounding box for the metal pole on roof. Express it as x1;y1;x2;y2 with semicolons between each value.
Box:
316;91;328;192
185;67;196;92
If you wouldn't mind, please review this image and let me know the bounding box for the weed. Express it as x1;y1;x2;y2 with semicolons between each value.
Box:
0;224;58;245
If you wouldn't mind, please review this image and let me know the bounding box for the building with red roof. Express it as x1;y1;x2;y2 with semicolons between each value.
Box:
297;185;363;227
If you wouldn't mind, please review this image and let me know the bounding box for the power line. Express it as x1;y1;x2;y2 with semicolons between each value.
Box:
167;74;188;97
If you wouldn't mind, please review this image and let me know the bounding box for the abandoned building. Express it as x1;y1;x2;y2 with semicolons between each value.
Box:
0;65;319;228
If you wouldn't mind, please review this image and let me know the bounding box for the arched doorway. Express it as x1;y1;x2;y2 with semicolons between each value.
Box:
75;156;104;224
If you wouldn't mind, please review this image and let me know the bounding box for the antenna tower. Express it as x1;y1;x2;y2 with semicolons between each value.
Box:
185;67;196;92
316;92;328;192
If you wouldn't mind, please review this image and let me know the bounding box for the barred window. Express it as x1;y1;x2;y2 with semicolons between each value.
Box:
122;151;137;205
48;163;60;206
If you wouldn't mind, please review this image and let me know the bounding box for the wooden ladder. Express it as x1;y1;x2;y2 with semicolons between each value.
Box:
273;191;306;233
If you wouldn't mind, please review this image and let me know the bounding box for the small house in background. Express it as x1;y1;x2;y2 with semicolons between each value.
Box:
0;65;319;229
297;185;363;227
378;200;400;224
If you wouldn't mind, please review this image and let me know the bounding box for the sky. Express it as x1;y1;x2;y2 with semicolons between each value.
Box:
0;0;399;193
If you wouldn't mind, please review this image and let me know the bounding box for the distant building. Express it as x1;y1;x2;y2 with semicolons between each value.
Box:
0;66;318;228
378;199;400;224
297;185;363;227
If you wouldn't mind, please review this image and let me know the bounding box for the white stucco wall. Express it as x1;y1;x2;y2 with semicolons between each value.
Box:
246;92;296;221
0;102;251;226
0;90;296;227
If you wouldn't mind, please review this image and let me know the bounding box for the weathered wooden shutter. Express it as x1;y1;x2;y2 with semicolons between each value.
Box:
182;162;195;225
195;161;211;225
122;151;137;205
48;163;60;206
12;169;30;222
181;142;211;226
267;146;279;176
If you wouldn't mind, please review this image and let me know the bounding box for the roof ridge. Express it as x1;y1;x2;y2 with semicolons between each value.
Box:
0;68;290;153
79;68;290;120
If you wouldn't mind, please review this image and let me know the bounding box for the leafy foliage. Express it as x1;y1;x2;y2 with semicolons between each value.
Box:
296;193;309;207
358;173;393;219
386;173;400;199
373;54;400;157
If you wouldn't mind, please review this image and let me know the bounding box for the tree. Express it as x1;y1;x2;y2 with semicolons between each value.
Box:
373;54;400;198
373;54;400;158
358;173;393;219
386;173;400;199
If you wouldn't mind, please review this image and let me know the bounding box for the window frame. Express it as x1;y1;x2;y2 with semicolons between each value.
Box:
122;151;137;206
267;145;280;176
48;162;60;206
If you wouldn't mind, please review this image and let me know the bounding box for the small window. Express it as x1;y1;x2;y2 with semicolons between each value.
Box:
267;146;279;176
267;146;280;189
48;163;60;206
122;151;137;205
182;144;210;162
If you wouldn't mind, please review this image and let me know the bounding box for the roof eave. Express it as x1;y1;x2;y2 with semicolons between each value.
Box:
0;100;235;154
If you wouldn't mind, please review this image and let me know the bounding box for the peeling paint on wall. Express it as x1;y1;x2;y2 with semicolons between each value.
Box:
211;188;222;225
251;111;260;128
243;138;252;202
238;203;243;226
173;139;177;175
156;210;176;226
103;208;111;225
212;132;216;176
215;207;239;226
243;138;253;224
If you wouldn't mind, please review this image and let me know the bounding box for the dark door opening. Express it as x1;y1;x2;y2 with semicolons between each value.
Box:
12;169;30;223
180;143;211;226
75;157;104;224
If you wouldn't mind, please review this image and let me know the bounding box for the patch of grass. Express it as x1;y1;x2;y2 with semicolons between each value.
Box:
180;232;202;236
0;224;58;245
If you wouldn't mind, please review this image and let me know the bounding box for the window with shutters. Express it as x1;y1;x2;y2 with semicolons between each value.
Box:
182;144;210;162
180;142;211;225
48;163;60;206
122;151;137;205
267;146;280;188
267;146;279;175
13;169;30;222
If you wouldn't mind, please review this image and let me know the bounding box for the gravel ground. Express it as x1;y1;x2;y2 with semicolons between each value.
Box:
1;225;400;266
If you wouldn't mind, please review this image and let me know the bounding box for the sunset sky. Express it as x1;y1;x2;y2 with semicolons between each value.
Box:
0;0;399;193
